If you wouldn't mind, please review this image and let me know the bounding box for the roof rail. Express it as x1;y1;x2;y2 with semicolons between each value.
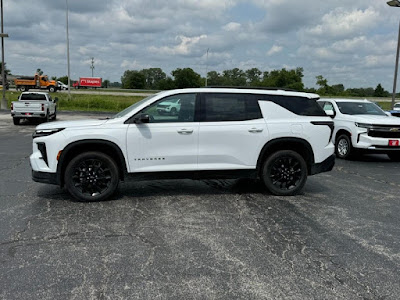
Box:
203;86;299;92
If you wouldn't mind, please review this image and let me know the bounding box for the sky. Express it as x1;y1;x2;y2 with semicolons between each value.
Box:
3;0;400;90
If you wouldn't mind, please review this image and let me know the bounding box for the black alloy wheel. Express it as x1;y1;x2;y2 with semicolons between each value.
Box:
262;150;307;196
65;152;119;202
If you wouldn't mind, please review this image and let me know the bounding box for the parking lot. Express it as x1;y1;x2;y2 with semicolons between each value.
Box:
0;111;399;299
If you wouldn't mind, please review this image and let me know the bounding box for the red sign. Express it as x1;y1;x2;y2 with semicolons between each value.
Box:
389;140;399;146
79;77;102;87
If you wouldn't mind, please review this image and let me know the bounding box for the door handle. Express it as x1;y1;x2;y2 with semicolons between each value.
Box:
248;128;263;133
177;129;194;134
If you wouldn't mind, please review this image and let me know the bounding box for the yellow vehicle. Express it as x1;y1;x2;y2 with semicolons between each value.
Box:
14;73;58;93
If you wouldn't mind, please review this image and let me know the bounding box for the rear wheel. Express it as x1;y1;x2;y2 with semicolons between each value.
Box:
13;117;20;125
388;153;400;162
20;86;27;92
170;107;178;116
335;134;353;159
261;150;308;196
52;108;57;120
65;152;120;202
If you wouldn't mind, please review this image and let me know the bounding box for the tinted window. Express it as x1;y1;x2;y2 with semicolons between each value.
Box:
203;93;262;122
257;95;326;116
138;93;196;123
337;102;387;116
20;94;47;101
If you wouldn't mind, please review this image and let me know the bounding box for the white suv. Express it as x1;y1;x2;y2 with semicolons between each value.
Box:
318;98;400;161
31;88;335;201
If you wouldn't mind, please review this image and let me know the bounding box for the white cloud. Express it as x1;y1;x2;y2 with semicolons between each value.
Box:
223;22;241;32
266;45;283;56
148;35;208;56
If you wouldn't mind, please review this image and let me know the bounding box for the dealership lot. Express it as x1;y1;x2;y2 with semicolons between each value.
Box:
0;111;399;299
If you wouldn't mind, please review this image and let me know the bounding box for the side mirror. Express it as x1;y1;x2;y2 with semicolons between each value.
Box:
134;114;151;124
54;97;59;103
325;109;335;118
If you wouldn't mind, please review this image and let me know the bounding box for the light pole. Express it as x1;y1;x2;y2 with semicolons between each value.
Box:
387;0;400;110
1;0;9;110
90;57;94;77
205;48;209;87
66;0;71;99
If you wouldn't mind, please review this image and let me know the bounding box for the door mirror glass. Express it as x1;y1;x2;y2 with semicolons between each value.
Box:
54;97;59;103
325;109;335;117
134;114;151;124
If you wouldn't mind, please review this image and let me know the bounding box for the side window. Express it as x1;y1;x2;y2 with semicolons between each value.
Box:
323;102;334;111
260;96;326;116
139;93;196;123
203;93;262;122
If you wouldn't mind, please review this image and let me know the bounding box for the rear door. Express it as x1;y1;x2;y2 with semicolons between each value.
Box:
198;93;268;170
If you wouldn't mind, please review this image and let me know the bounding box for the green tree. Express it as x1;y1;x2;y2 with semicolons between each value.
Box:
158;77;176;90
262;68;304;90
207;71;224;86
121;70;146;89
171;68;201;88
315;75;330;95
374;83;388;97
102;79;110;88
140;68;166;89
57;76;69;84
245;68;262;86
36;68;44;75
222;68;247;86
0;62;10;75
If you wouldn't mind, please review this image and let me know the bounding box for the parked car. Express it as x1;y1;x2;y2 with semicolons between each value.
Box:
57;81;68;90
318;98;400;161
156;98;181;115
394;102;400;111
11;92;58;125
31;88;335;202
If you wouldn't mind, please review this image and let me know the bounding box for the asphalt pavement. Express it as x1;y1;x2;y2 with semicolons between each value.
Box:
0;111;399;299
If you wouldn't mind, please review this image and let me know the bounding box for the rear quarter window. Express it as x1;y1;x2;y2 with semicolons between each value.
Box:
257;95;326;116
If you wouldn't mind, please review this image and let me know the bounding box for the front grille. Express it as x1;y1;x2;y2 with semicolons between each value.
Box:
368;130;400;138
367;124;400;138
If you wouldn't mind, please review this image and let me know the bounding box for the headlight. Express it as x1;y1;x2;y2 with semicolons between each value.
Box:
355;123;373;129
33;128;65;139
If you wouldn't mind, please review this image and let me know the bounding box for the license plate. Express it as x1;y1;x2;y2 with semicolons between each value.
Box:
389;140;399;146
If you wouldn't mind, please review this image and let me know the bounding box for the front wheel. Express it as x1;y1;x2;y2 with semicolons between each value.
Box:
65;152;120;202
335;134;353;159
388;153;400;162
261;150;308;196
48;86;56;93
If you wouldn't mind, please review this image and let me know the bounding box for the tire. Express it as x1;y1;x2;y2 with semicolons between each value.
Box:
335;134;353;159
261;150;308;196
388;153;400;162
20;86;27;92
45;110;50;122
65;152;120;202
48;86;56;93
13;117;20;125
52;108;57;120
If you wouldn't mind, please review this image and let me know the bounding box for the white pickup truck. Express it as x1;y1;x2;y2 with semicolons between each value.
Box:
11;92;58;125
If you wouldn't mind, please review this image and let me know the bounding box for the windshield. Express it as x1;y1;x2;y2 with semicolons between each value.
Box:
112;95;156;119
337;102;387;116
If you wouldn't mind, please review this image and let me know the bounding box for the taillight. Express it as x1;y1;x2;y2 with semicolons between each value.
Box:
41;104;44;111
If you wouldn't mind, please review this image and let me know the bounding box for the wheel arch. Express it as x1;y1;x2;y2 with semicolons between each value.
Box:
335;129;351;141
57;139;127;186
256;137;315;175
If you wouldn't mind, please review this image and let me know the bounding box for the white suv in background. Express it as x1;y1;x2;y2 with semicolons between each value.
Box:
31;88;335;202
318;98;400;161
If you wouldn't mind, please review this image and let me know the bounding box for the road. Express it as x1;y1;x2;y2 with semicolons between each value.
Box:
0;111;399;299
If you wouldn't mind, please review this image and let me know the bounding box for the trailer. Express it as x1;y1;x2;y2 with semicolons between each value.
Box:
73;77;102;89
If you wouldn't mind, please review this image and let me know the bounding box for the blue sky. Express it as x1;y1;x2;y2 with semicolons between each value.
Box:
3;0;400;90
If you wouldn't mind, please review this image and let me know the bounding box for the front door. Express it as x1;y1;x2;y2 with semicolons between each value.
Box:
126;93;199;173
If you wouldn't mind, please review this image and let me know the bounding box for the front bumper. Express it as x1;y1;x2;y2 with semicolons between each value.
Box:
32;170;58;185
310;154;335;175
